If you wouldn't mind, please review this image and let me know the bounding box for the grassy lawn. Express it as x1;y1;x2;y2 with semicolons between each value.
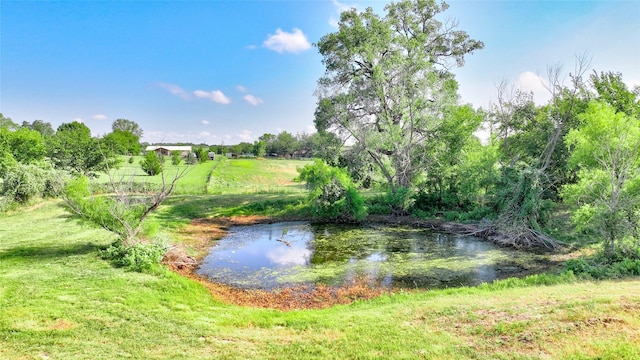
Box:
2;158;640;359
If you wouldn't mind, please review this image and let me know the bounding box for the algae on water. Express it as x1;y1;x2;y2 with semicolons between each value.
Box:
197;222;552;290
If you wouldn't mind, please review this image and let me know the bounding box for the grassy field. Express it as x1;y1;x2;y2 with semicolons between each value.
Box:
2;159;640;359
98;157;310;195
207;158;310;194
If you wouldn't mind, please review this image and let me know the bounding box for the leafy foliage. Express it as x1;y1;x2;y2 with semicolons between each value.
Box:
564;250;640;280
47;121;116;175
103;129;140;155
112;118;143;138
1;161;67;205
2;127;46;164
315;0;483;199
297;159;366;222
140;151;162;175
170;150;182;165
562;101;640;255
101;241;168;272
195;147;208;163
21;119;55;137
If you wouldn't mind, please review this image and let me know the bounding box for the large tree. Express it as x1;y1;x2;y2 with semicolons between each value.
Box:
47;121;115;175
314;0;483;198
112;118;143;138
562;102;640;256
103;129;141;155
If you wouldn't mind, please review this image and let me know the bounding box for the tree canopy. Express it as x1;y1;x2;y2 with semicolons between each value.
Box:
315;0;483;198
112;118;143;138
47;121;115;175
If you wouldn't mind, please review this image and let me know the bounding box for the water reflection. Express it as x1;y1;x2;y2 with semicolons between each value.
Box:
197;222;542;290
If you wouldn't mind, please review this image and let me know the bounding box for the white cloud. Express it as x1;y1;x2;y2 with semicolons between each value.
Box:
201;120;210;125
243;94;264;106
236;130;253;141
92;114;107;120
199;131;211;138
193;90;231;104
236;85;247;93
263;28;311;54
74;117;84;123
158;82;191;100
516;71;551;105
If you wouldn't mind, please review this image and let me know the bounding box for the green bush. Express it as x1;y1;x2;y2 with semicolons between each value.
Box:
140;151;162;175
366;194;393;215
1;163;46;203
101;242;167;272
384;187;414;215
1;162;67;204
170;150;182;165
564;254;640;279
297;159;367;222
195;148;208;163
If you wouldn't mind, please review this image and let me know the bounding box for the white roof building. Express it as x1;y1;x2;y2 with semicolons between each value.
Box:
145;145;192;156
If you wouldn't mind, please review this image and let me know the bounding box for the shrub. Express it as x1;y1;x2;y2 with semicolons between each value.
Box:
1;163;45;203
564;252;640;280
385;187;414;215
0;161;67;204
195;147;208;163
140;151;162;175
101;241;168;272
298;159;367;222
170;150;182;165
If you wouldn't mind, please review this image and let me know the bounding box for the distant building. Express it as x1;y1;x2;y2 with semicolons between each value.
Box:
145;145;192;157
208;152;216;160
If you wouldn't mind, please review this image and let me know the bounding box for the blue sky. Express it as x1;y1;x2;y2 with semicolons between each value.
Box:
1;0;638;145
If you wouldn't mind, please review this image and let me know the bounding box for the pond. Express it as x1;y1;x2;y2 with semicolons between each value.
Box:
197;222;551;290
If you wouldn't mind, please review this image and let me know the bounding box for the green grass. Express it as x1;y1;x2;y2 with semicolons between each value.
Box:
96;157;311;195
207;158;311;194
2;202;640;359
96;156;221;194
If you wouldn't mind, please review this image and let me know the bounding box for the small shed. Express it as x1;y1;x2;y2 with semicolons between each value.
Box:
208;152;216;160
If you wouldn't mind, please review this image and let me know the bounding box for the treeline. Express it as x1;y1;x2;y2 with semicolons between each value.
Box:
0;117;143;206
151;130;341;159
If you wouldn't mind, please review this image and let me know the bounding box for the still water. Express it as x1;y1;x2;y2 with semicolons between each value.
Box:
197;222;547;290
